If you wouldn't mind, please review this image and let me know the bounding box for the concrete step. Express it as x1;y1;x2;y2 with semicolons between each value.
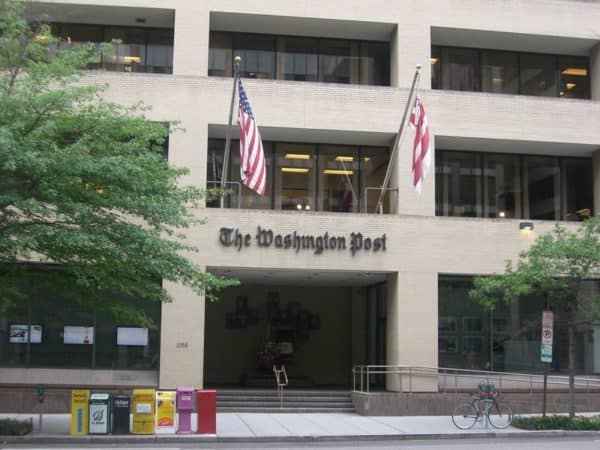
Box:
217;406;356;413
218;401;353;407
217;395;352;402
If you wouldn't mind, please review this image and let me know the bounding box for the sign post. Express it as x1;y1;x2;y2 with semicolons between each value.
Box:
541;310;553;417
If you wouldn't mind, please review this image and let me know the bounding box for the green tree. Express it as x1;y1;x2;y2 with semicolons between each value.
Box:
0;0;236;326
469;217;600;417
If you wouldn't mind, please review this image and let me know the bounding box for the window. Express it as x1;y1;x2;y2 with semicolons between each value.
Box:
432;46;590;99
207;139;390;213
52;23;174;74
436;150;592;221
441;47;479;92
318;146;359;212
481;50;519;95
519;53;557;97
277;37;318;81
275;143;316;211
209;31;390;86
559;56;590;99
234;34;276;79
482;154;521;218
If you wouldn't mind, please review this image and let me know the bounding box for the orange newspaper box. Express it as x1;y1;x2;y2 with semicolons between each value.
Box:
196;390;216;434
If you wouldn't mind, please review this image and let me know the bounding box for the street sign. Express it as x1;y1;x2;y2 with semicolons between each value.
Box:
540;310;553;363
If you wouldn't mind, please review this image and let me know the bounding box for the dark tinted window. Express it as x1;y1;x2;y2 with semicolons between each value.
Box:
481;50;519;94
519;53;557;97
234;34;276;79
277;36;318;81
442;47;479;91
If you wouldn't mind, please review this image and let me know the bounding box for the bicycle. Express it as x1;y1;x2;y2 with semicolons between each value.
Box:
452;381;513;430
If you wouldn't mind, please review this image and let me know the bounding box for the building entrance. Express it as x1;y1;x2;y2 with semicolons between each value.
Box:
204;269;387;388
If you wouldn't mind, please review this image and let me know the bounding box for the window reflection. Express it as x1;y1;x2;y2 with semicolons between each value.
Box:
275;144;316;210
438;151;482;217
234;34;275;79
277;37;318;81
482;154;521;218
441;47;479;91
319;39;359;84
520;53;557;97
523;156;560;220
318;146;359;212
208;32;233;77
481;50;519;94
562;158;593;221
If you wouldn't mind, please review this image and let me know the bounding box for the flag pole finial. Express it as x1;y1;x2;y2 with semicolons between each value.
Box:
234;55;242;64
416;64;421;70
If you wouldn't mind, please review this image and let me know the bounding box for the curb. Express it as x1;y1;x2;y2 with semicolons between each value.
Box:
2;430;600;444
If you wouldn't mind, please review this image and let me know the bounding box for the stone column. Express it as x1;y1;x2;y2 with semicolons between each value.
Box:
172;5;209;77
159;280;206;388
386;272;438;392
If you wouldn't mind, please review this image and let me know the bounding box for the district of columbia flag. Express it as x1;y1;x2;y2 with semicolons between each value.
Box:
409;97;432;194
238;78;266;196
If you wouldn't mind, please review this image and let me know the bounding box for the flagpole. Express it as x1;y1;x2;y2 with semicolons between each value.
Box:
374;65;422;214
220;56;241;208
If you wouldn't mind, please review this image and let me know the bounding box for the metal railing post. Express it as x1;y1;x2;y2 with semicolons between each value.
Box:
367;366;370;393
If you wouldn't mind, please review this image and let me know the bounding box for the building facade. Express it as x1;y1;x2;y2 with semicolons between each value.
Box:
1;0;600;393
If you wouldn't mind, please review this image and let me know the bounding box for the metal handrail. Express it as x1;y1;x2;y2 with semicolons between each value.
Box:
352;364;600;394
206;180;242;209
273;364;288;408
363;186;398;213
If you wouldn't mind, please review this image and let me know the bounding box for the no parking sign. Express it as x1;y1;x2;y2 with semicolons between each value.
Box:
540;310;553;363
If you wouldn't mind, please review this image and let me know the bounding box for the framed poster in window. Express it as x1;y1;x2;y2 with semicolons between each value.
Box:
9;324;42;344
116;327;148;346
63;326;94;345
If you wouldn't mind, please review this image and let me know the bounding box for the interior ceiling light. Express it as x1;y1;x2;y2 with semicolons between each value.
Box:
123;56;141;64
323;169;353;175
430;57;438;64
285;153;310;160
281;167;309;173
561;68;587;76
335;156;354;162
566;82;577;90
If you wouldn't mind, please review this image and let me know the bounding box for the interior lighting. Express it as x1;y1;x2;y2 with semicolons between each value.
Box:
296;203;302;210
498;211;506;218
566;82;577;90
285;154;310;160
123;56;141;64
323;169;353;175
430;58;438;64
304;205;311;211
282;167;310;173
519;221;534;231
561;68;588;76
335;156;354;162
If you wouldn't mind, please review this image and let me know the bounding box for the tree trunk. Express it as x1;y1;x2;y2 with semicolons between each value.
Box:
568;314;576;418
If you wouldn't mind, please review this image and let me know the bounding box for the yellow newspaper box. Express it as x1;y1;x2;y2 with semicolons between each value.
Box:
132;389;156;434
155;390;176;434
70;389;90;435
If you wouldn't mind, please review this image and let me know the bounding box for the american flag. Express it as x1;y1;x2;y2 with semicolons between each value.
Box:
409;97;431;194
238;78;266;196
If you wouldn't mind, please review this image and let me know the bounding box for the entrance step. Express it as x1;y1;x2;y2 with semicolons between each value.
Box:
216;389;354;413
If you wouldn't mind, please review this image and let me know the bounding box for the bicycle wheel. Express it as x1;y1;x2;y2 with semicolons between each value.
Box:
452;403;478;430
488;401;513;429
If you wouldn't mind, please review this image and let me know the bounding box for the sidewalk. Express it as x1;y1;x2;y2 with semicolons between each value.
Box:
2;412;600;444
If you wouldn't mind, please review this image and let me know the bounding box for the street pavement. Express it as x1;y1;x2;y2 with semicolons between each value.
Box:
1;412;599;444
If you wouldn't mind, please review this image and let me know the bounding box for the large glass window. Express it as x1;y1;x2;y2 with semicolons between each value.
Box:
437;150;592;221
207;139;390;213
520;53;557;97
562;158;593;221
275;143;316;211
437;151;482;217
234;34;276;79
319;39;359;84
441;47;479;92
559;56;590;99
318;146;359;212
439;275;598;374
523;156;560;220
481;50;519;95
359;42;390;86
482;154;521;218
0;265;160;370
432;46;590;99
277;37;318;82
209;31;389;86
53;23;173;74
